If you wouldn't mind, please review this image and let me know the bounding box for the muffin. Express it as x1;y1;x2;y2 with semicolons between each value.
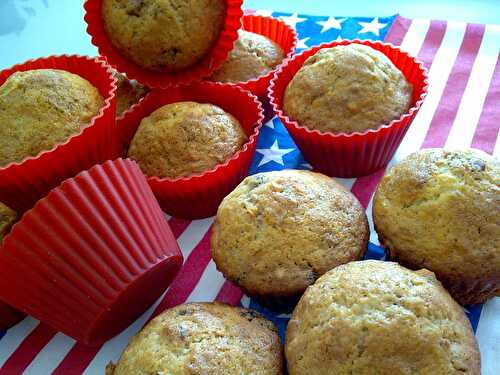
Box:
209;30;285;83
286;260;481;375
106;302;283;375
283;43;413;134
127;101;247;179
0;202;16;241
373;148;500;305
0;69;104;167
113;70;148;117
102;0;226;72
211;170;368;309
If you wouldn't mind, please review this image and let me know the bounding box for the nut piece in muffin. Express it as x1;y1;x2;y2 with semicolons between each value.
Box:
112;70;148;117
106;302;283;375
283;43;413;134
209;30;285;83
0;69;103;167
373;148;500;305
127;101;247;179
0;202;16;242
286;260;480;375
211;170;368;309
102;0;226;72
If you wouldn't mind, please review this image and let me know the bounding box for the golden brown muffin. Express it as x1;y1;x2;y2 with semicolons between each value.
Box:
211;170;368;308
373;148;500;305
102;0;226;72
286;260;481;375
106;302;283;375
0;69;103;167
209;30;285;83
127;101;247;179
113;70;148;117
0;203;16;242
283;44;413;134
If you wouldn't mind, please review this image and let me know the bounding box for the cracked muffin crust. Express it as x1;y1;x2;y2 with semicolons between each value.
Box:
373;149;500;305
106;302;283;375
211;170;368;308
0;69;103;167
112;70;148;117
127;101;247;179
209;30;285;83
283;43;412;134
285;260;480;375
102;0;226;72
0;202;16;243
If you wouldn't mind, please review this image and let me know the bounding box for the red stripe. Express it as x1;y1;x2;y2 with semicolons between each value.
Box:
384;15;412;46
0;324;55;375
422;23;486;148
471;53;500;154
215;281;244;306
167;217;191;239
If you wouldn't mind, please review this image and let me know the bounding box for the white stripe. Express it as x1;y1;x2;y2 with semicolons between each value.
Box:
186;261;226;303
0;317;39;368
445;24;500;149
23;334;75;375
365;199;379;245
82;217;214;375
333;177;356;190
475;297;500;375
399;18;431;57
493;131;500;157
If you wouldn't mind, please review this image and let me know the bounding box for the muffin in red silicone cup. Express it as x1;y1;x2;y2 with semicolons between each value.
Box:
208;14;297;122
85;0;243;88
0;55;118;214
0;159;183;345
269;39;428;178
118;82;264;219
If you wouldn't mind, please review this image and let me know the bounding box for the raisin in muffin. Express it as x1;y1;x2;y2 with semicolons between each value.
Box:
113;70;148;117
209;30;285;83
211;170;368;309
102;0;226;72
286;260;480;375
373;148;500;305
283;43;412;134
106;302;283;375
127;101;247;179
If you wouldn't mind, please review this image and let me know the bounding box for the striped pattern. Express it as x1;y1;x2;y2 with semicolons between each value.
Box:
0;13;499;375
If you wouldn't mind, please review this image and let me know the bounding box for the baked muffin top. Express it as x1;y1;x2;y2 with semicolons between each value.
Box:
127;101;247;179
212;170;368;299
209;30;285;83
286;260;480;375
0;203;16;242
283;44;413;134
373;149;500;289
0;69;103;168
113;70;148;117
106;302;283;375
102;0;226;72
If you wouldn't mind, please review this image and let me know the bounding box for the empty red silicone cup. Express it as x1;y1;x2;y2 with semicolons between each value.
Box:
209;15;297;122
0;301;25;331
269;39;428;177
85;0;243;88
118;82;264;219
0;55;118;214
0;159;183;345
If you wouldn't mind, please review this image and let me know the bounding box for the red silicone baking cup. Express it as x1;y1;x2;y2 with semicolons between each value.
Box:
119;82;264;219
84;0;243;88
210;15;297;122
0;55;118;213
269;39;428;177
0;301;25;331
0;159;183;345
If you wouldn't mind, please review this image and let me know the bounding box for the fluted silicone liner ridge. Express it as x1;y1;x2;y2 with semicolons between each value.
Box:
0;55;118;213
0;159;183;345
209;14;297;122
118;82;264;219
269;39;428;177
84;0;243;88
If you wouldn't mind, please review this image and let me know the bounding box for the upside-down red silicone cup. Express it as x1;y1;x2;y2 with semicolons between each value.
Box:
84;0;243;88
269;39;428;178
0;159;183;345
0;301;25;331
118;82;264;219
0;55;118;214
209;15;297;122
